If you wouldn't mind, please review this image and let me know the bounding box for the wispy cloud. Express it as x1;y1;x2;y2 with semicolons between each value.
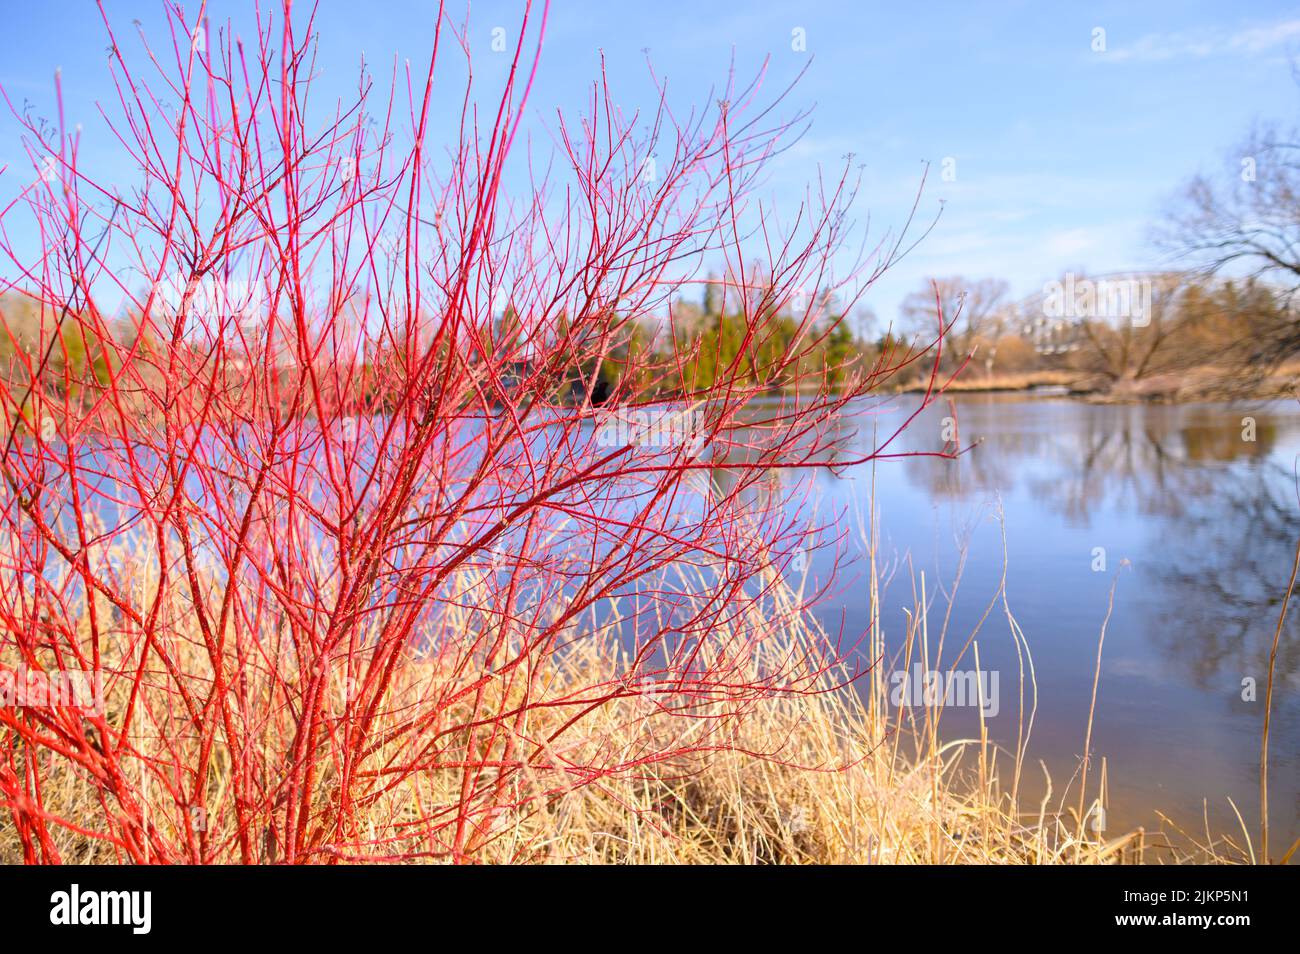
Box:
1106;17;1300;63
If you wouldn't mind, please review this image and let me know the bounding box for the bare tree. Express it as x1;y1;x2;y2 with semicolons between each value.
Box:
1158;97;1300;364
899;276;1010;371
1072;273;1186;386
1159;120;1300;290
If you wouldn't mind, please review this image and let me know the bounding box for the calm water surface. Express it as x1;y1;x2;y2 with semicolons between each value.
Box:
804;393;1300;850
38;392;1300;850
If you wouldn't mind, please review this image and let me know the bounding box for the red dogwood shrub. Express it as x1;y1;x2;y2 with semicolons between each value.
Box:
0;0;949;862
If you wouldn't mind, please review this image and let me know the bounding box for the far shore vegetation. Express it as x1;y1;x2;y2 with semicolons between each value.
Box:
4;266;1296;435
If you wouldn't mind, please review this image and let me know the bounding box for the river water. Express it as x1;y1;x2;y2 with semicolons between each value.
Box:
21;389;1300;852
802;392;1300;852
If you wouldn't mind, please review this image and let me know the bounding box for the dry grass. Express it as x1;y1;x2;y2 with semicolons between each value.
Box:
898;370;1082;395
0;517;1246;866
900;359;1300;401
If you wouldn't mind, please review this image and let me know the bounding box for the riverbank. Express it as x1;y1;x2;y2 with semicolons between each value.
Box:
898;370;1081;396
896;360;1300;402
0;553;1237;864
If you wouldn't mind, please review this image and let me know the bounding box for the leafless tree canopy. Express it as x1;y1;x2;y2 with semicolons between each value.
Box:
899;276;1010;364
1159;119;1300;293
1156;86;1300;370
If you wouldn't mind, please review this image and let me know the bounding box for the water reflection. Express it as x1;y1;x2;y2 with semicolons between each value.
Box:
889;398;1298;670
583;394;1300;841
809;394;1300;844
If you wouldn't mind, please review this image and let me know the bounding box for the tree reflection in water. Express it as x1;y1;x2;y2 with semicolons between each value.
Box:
894;399;1298;687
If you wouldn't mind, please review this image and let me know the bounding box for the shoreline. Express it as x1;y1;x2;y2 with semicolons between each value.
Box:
895;366;1300;403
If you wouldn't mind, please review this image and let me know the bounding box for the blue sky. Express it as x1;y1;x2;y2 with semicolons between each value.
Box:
1;0;1297;328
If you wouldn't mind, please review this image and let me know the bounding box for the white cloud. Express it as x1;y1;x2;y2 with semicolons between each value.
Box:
1106;18;1300;63
1043;227;1099;258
